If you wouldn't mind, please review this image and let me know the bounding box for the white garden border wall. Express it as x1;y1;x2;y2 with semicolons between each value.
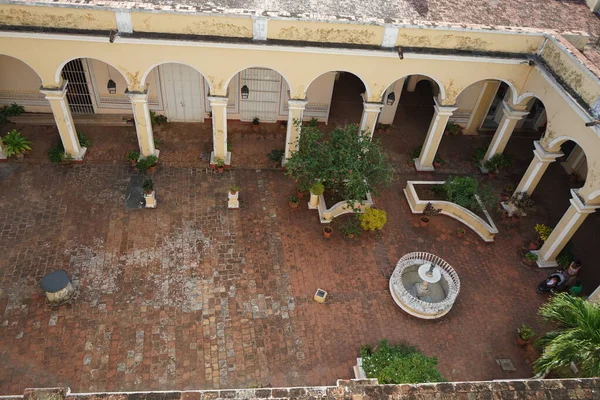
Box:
403;181;498;242
308;192;373;223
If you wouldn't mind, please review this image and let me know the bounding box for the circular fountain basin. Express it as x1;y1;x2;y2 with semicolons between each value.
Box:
389;252;460;319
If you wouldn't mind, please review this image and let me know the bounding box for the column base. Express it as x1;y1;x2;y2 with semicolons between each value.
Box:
478;163;489;174
144;191;157;209
210;151;232;168
138;149;160;161
414;159;435;172
71;147;87;162
530;251;559;269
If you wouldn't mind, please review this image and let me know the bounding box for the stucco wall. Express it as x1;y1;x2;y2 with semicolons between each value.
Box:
268;20;383;46
0;54;49;113
0;4;116;31
130;12;252;38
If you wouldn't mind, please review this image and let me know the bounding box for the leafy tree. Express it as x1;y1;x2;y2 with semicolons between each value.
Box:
533;293;600;378
285;123;394;204
360;340;445;384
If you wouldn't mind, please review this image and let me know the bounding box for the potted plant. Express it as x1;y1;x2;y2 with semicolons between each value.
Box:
433;157;444;169
287;195;299;208
523;251;538;267
532;223;552;249
409;146;422;165
323;226;333;238
1;129;32;160
215;157;225;173
310;181;325;196
444;122;462;136
229;185;240;195
421;202;441;227
268;149;284;168
340;217;361;239
517;324;535;346
142;179;154;195
252;117;260;132
456;227;466;238
127;151;139;166
483;153;511;177
137;155;158;174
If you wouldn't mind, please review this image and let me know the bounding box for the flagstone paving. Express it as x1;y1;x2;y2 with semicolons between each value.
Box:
0;162;551;395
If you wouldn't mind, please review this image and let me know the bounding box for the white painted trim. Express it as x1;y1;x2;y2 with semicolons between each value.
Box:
115;10;133;33
381;26;399;47
252;17;268;41
81;58;99;114
486;117;511;159
542;208;579;259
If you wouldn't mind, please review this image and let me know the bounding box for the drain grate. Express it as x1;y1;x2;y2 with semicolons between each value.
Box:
496;358;516;372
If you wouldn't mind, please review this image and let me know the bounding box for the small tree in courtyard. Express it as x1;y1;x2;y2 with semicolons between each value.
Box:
285;123;394;205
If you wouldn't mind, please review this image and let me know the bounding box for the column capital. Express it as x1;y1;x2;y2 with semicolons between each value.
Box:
362;101;384;113
570;189;599;214
208;96;229;107
125;89;149;102
533;141;563;163
40;81;68;99
501;101;529;120
433;97;458;115
288;99;308;110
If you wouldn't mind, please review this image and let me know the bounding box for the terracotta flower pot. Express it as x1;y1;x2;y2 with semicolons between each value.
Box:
529;241;540;250
130;160;137;167
517;336;530;346
457;229;465;238
433;162;441;168
420;217;429;227
148;165;157;174
288;201;298;209
323;226;333;238
252;124;259;132
347;233;355;239
230;190;237;196
217;166;224;173
296;189;305;199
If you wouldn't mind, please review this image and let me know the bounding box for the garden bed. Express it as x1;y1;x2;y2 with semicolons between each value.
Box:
413;183;493;223
404;181;498;242
313;191;373;223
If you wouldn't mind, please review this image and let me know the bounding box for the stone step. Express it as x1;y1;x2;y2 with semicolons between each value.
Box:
8;113;134;126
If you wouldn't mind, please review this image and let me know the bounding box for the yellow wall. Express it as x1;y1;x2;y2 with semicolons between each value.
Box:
131;12;252;38
397;28;544;54
0;54;49;113
0;4;116;31
268;20;383;45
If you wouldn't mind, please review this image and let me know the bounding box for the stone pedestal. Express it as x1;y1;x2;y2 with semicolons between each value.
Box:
228;191;239;209
144;191;157;208
308;192;319;209
40;270;75;303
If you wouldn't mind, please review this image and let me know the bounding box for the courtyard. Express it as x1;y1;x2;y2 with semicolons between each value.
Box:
1;107;599;393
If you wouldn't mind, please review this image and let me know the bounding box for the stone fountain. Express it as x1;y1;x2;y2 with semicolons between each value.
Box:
389;252;460;319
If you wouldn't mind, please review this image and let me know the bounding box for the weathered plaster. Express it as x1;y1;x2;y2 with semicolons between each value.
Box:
0;4;116;30
132;13;252;38
269;20;382;45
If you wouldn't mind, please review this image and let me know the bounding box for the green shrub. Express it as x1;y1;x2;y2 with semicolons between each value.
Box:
359;208;387;231
340;217;361;238
518;324;536;341
310;182;325;196
443;176;495;211
0;103;24;123
142;179;154;193
410;146;422;159
48;145;65;163
127;151;140;161
473;147;487;163
483;153;511;173
268;149;284;164
150;111;168;125
2;129;31;156
360;340;445;384
77;131;91;148
137;155;158;172
445;122;462;135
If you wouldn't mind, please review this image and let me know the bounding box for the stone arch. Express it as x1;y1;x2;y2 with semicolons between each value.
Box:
140;61;212;94
307;70;371;101
0;54;44;83
381;73;445;102
55;57;130;88
224;65;293;98
454;77;518;106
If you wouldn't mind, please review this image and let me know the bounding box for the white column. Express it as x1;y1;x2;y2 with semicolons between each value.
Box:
406;75;420;92
513;141;563;196
208;96;230;166
481;101;529;169
415;98;457;171
126;90;157;158
0;140;7;160
535;190;598;268
359;102;384;139
284;99;308;162
589;284;600;303
40;82;86;160
562;145;586;175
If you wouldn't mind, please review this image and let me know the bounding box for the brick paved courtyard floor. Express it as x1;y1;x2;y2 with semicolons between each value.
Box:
0;160;554;394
